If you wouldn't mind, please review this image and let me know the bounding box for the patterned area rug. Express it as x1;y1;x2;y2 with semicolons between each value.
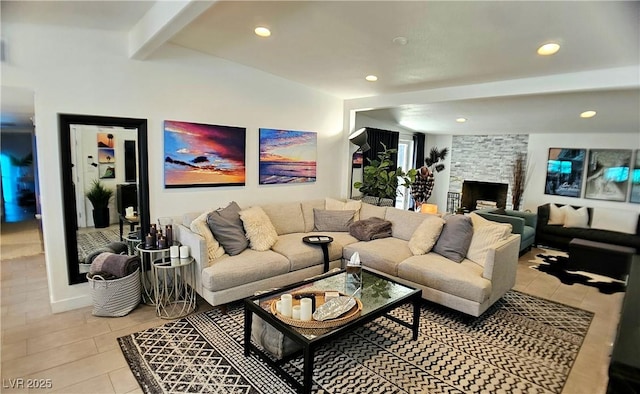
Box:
118;291;593;394
77;228;120;262
530;251;626;294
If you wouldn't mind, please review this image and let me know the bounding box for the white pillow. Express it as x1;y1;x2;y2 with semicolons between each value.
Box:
548;203;565;225
190;212;226;266
408;215;446;255
467;212;512;267
239;206;279;251
562;206;589;228
325;197;362;221
591;208;639;234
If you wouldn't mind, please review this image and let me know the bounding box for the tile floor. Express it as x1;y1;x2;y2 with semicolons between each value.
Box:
0;245;622;393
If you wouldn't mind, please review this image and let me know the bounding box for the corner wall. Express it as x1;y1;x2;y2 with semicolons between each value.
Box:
2;23;344;312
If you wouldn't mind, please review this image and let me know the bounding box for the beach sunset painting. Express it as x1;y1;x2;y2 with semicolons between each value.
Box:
164;120;246;188
259;128;316;184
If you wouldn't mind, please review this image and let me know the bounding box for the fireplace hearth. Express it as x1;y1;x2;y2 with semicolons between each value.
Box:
461;181;508;212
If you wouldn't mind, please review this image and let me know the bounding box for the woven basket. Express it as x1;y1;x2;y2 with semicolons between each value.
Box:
87;268;141;317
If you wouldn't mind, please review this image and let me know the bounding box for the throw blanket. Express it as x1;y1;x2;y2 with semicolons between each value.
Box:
90;252;140;279
349;217;393;241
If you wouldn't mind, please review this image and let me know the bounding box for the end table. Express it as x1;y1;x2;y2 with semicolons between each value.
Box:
302;235;333;272
152;256;197;319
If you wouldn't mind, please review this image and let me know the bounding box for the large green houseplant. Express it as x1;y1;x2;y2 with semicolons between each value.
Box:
354;143;417;206
86;179;113;228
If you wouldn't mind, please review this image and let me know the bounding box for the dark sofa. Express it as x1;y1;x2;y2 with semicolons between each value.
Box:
536;203;640;252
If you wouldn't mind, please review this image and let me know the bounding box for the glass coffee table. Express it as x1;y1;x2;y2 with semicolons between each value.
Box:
243;268;422;394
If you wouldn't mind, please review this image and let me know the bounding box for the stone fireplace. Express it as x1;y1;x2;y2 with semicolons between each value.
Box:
461;181;508;212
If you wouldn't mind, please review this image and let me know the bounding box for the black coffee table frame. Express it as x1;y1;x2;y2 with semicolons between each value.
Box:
243;269;422;394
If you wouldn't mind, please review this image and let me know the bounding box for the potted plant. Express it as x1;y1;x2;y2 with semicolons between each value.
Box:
511;152;527;210
354;143;417;206
86;179;113;228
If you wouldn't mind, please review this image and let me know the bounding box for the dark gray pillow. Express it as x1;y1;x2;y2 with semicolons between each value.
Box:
313;209;356;232
432;214;473;263
206;202;248;256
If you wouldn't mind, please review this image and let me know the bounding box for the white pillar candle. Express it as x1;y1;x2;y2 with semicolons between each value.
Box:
179;245;189;258
292;305;301;320
280;294;293;318
275;300;283;314
170;245;180;258
125;206;134;217
300;298;313;321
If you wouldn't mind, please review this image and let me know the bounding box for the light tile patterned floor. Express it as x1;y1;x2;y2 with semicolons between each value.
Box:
0;228;622;393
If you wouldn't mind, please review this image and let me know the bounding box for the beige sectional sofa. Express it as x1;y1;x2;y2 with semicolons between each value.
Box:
175;198;520;317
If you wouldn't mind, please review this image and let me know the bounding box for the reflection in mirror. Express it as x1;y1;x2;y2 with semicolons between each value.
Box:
59;114;149;285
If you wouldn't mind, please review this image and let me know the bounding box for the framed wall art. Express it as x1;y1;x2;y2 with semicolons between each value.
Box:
164;120;246;188
630;149;640;203
259;128;317;184
97;132;114;148
98;148;115;163
584;149;631;202
544;148;585;197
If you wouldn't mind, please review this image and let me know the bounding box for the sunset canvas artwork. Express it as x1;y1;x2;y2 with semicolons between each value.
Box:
164;120;246;188
259;128;317;184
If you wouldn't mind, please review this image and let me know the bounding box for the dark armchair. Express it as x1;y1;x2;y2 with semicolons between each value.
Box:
475;208;537;254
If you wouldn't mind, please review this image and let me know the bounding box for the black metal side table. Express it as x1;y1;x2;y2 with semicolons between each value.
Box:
302;235;333;272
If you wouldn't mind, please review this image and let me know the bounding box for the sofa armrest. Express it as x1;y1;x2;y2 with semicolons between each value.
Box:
505;210;537;231
174;223;207;294
482;234;520;302
475;211;525;235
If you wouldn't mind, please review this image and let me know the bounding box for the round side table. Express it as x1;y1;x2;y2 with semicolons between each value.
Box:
302;235;334;273
152;256;197;319
136;244;170;305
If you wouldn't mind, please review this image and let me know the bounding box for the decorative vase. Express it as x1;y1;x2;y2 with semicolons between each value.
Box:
92;207;110;228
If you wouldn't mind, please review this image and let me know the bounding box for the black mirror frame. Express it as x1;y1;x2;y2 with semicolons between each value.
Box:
59;114;150;285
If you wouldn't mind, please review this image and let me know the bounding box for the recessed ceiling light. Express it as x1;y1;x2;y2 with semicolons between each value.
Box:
254;27;271;37
365;75;378;82
393;36;408;46
456;118;467;123
580;110;597;118
537;42;560;56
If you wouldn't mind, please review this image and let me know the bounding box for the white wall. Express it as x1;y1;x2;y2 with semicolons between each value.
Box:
524;133;640;213
2;23;344;312
425;134;453;213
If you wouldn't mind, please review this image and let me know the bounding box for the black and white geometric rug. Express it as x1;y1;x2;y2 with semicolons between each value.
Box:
118;291;593;394
531;251;626;294
77;228;120;262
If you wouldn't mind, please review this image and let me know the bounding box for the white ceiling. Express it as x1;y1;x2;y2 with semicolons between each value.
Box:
2;0;639;135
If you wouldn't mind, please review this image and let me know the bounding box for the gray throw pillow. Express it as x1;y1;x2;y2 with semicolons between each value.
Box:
432;214;473;263
313;209;356;232
206;202;248;256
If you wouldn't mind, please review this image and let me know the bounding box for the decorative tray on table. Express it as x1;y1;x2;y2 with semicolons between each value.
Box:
270;291;362;329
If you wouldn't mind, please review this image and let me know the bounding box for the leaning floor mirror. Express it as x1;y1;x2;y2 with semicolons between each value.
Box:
59;114;150;285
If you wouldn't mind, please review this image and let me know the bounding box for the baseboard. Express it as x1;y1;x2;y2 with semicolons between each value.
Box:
50;293;93;313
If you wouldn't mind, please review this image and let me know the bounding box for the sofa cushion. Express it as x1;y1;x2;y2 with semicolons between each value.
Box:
301;199;325;232
272;233;328;271
239;206;278;251
467;212;512;267
206;202;248;256
384;208;427;241
190;211;226;265
313;209;355;232
201;249;290;292
548;203;565;225
261;202;305;235
359;202;387;220
343;238;413;276
432;214;473;263
325;197;362;221
562;205;589;228
408;214;445;255
398;254;491;303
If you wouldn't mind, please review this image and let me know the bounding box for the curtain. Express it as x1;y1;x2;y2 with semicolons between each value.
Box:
413;133;425;169
364;127;400;168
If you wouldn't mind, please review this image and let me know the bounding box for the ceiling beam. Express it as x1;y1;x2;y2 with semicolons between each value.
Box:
128;0;215;60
